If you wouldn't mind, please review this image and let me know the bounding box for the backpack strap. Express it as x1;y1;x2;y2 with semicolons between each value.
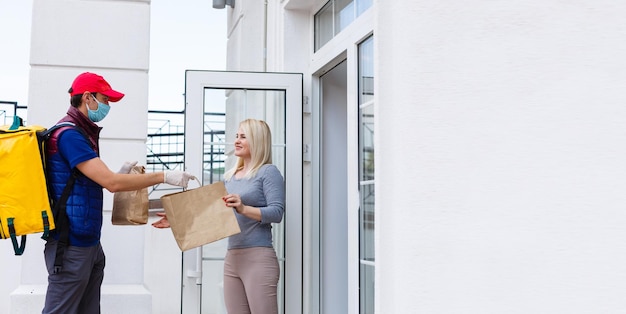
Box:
38;122;80;175
38;122;81;235
8;116;24;130
39;122;78;139
52;168;80;274
39;122;89;274
7;218;28;255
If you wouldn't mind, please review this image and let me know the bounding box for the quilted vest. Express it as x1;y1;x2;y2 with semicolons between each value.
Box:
46;107;103;247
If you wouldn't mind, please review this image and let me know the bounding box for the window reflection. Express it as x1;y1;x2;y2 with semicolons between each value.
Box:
200;88;287;314
358;35;374;314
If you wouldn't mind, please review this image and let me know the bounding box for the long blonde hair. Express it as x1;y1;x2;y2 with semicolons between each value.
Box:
224;119;273;180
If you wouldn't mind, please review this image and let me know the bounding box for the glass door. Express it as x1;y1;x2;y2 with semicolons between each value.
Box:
183;70;303;314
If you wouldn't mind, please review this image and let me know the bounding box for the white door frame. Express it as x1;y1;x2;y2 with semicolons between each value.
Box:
184;70;303;313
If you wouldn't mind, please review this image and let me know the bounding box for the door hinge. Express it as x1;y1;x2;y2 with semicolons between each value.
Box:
303;143;311;162
303;96;311;114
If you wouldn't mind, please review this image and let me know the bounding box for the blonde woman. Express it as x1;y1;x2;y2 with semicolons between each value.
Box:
221;119;285;314
153;119;285;314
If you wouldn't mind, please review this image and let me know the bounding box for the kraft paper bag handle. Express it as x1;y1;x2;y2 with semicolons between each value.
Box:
183;178;202;191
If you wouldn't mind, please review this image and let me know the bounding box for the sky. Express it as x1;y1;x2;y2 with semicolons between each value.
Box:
0;0;227;113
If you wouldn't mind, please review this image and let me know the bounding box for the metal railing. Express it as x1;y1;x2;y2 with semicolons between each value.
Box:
147;110;227;195
0;101;27;126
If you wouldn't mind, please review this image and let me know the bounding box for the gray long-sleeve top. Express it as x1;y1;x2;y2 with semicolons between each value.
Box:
224;164;285;249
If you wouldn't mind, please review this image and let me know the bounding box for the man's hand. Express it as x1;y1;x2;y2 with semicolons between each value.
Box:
163;170;197;188
118;161;138;174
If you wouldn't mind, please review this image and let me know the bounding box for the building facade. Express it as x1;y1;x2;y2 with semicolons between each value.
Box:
4;0;626;313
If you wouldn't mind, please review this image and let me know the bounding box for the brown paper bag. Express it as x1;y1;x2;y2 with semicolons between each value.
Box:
160;181;240;251
112;166;149;225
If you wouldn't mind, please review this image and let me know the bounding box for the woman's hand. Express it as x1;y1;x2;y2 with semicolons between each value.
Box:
152;212;171;228
223;194;263;221
223;194;243;213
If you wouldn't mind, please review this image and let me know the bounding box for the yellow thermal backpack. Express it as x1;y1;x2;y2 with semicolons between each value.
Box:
0;119;77;255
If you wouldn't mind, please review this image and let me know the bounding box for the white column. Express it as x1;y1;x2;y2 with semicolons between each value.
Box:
10;0;153;312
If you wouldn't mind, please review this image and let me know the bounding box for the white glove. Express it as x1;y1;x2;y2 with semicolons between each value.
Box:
164;170;197;188
118;161;138;174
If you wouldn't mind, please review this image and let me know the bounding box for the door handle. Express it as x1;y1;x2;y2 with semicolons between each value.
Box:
186;247;203;284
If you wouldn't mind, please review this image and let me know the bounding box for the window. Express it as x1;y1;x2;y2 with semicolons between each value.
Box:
314;0;372;51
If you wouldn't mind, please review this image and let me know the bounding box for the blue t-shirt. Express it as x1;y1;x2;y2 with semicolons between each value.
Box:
57;129;97;168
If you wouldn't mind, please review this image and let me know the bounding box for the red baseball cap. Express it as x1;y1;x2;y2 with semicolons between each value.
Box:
69;72;125;102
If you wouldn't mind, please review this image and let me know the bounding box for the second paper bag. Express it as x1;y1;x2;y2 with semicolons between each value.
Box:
112;165;149;225
160;181;240;251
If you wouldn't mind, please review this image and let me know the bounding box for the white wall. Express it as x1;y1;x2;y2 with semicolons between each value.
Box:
225;1;266;71
377;1;626;313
